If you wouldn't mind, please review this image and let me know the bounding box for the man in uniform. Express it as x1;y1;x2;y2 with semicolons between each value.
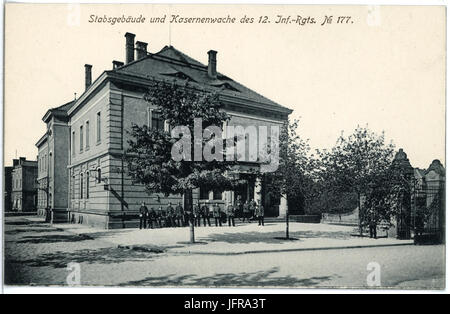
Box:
236;196;243;222
201;201;211;227
226;201;235;227
249;199;257;222
157;205;166;228
213;203;222;227
243;200;251;223
139;201;149;229
175;202;184;227
167;202;175;227
148;207;157;229
193;202;202;227
256;200;265;226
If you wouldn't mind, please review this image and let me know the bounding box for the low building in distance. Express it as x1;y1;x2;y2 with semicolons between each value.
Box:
10;157;38;212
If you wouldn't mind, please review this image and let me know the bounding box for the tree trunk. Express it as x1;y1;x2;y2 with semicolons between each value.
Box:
285;196;289;239
184;189;195;243
189;218;195;243
286;209;290;239
358;192;363;236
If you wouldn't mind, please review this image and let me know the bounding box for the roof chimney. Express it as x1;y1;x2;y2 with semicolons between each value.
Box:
112;60;124;70
207;50;217;78
125;32;136;64
135;41;148;60
84;64;92;90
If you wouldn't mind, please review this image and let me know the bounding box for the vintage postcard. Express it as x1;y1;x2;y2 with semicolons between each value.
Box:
2;2;446;294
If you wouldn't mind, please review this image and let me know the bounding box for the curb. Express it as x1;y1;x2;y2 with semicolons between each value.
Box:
168;242;415;256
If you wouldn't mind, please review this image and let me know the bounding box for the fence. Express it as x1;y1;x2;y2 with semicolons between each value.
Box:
411;185;445;244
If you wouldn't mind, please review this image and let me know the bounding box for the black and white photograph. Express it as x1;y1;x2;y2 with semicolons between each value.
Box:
1;2;447;294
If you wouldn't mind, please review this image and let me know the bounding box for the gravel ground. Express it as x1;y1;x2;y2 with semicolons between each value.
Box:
4;216;445;289
52;219;414;254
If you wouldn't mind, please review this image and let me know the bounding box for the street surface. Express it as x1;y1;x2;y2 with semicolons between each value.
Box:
4;216;445;289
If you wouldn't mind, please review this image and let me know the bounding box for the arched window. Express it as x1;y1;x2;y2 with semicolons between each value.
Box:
86;171;90;199
80;173;84;199
97;168;102;184
72;175;75;199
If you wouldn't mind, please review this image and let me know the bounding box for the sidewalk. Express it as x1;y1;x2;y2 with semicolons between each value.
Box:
43;217;415;255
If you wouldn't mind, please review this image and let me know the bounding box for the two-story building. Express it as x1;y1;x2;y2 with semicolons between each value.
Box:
36;101;73;221
41;32;292;228
11;157;38;212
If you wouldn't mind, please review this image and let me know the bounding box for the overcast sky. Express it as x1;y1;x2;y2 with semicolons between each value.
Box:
4;4;445;169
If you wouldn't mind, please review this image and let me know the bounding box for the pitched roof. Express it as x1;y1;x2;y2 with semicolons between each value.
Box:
113;46;291;112
52;100;75;112
43;100;75;122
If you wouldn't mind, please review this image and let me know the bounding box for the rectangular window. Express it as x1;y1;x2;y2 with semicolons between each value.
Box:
72;131;75;156
151;111;164;131
85;121;90;149
79;125;83;152
213;190;222;200
200;186;209;200
96;112;101;143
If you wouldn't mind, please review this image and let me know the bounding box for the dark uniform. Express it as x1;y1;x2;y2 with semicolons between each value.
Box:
148;207;157;229
236;200;243;222
139;204;149;229
201;203;211;226
158;206;166;228
175;203;184;227
226;204;235;227
193;204;201;227
167;204;175;227
256;203;265;226
243;201;251;223
249;200;256;221
213;204;222;227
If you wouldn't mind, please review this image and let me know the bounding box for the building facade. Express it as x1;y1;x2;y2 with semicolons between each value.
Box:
4;166;13;212
36;101;73;221
10;157;38;212
40;32;292;228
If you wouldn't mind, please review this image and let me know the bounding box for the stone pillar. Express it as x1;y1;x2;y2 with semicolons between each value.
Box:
279;194;288;218
223;190;233;205
254;177;262;204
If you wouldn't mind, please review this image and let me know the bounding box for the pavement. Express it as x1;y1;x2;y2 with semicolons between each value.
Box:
4;216;443;288
47;217;415;255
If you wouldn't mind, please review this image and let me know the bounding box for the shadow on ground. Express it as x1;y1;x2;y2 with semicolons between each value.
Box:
16;234;94;244
82;229;137;239
198;230;351;244
5;228;59;235
5;220;35;226
6;246;164;271
119;267;335;287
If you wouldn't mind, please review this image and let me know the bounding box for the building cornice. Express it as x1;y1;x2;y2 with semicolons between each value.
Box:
67;70;292;119
35;133;48;148
67;71;109;116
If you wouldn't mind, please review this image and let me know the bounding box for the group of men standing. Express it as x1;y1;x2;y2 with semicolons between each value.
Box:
138;198;265;230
